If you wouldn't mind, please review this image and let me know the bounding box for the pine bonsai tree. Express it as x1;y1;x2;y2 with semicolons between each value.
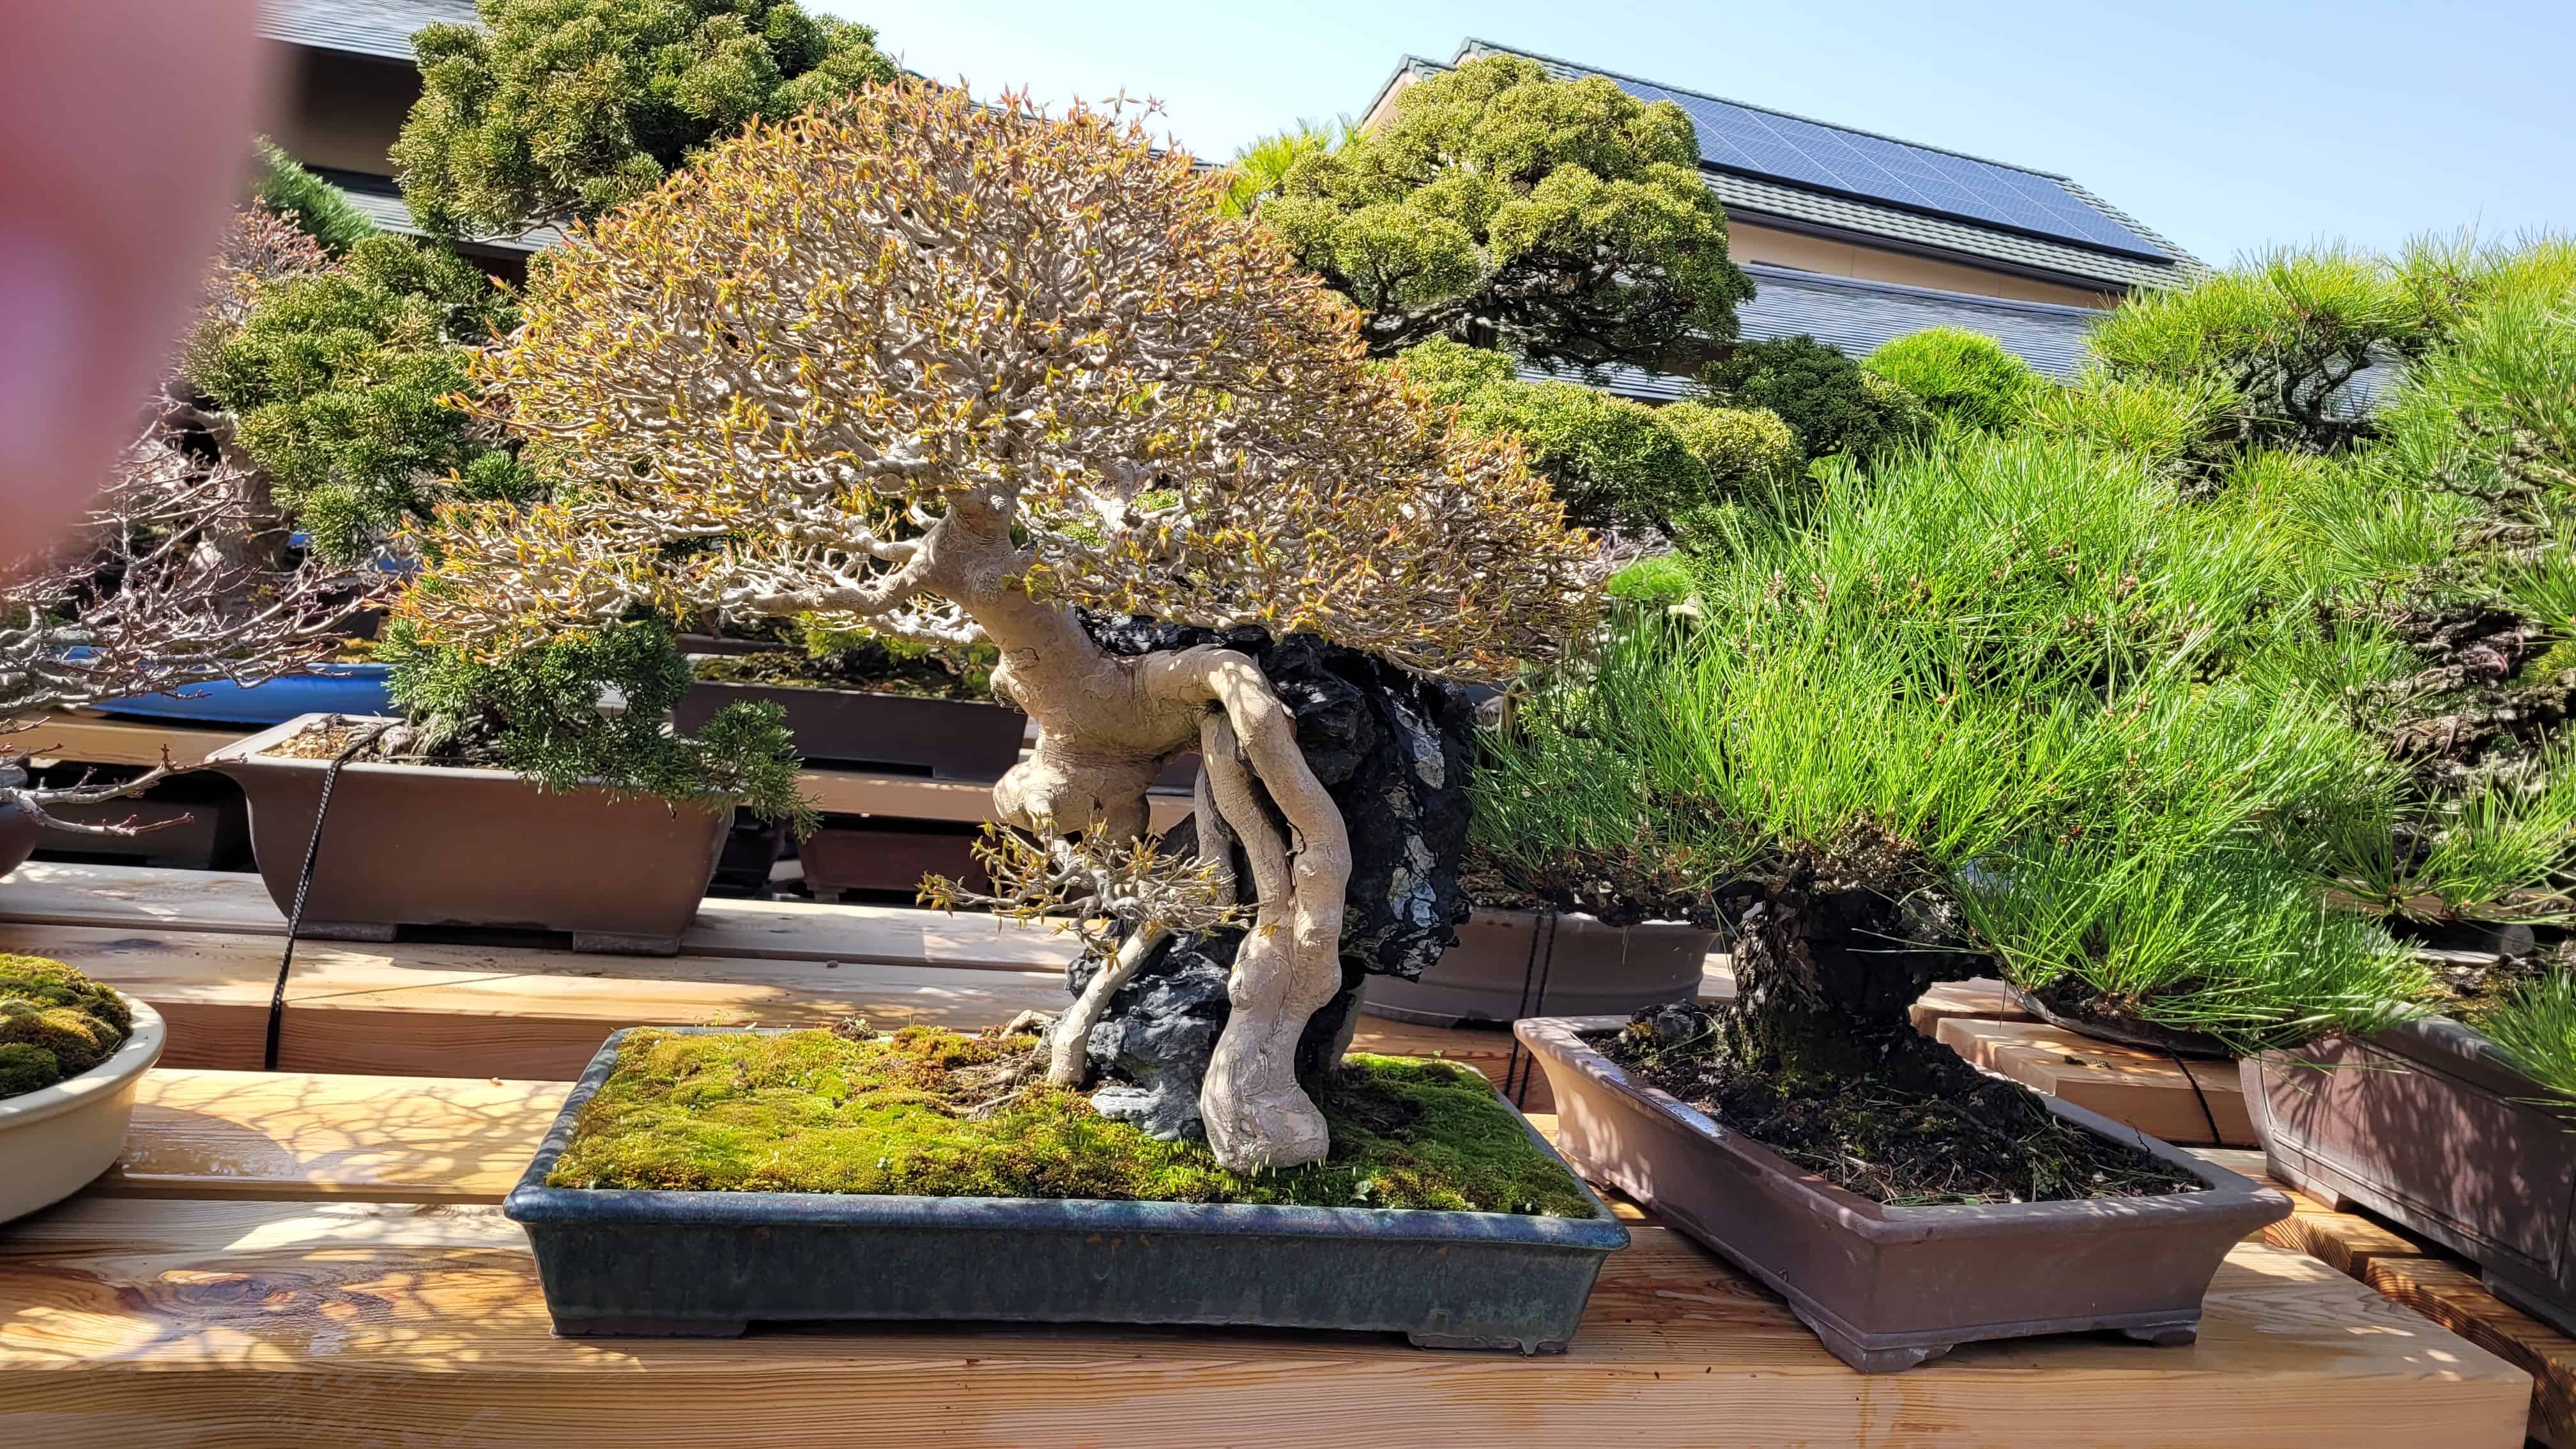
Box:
394;0;896;240
1701;335;1931;464
398;84;1597;1171
1864;326;2043;433
1261;54;1751;369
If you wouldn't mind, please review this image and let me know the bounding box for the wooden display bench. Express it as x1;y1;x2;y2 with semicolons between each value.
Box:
0;861;1600;1112
0;1066;2529;1448
17;709;1193;834
2199;1146;2576;1448
1906;976;2258;1149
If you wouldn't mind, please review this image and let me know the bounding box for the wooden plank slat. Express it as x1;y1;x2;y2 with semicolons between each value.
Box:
2365;1257;2576;1449
14;711;241;768
1;920;1546;1105
1936;1016;2254;1147
0;862;1085;973
1909;976;2032;1034
102;1070;569;1204
0;1196;2527;1449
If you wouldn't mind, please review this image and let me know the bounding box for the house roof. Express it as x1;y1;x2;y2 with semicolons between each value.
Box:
259;0;475;60
1372;41;2200;293
316;167;560;254
1517;261;2106;404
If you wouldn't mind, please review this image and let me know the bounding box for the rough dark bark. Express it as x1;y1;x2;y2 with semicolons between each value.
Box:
1069;621;1476;1142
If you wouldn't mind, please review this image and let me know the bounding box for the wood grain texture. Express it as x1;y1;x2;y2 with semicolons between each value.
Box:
1908;976;2031;1034
17;711;241;768
0;920;1549;1105
1938;1017;2254;1146
0;1196;2530;1449
99;1071;569;1204
2365;1257;2576;1449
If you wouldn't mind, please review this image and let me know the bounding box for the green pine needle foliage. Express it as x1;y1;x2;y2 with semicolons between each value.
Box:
1864;326;2044;433
1387;337;1791;531
1263;53;1751;368
252;139;378;254
194;234;533;561
1701;335;1932;464
394;0;896;238
379;614;814;829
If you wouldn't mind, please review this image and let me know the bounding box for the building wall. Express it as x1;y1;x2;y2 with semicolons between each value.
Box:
1727;222;2117;309
268;45;415;176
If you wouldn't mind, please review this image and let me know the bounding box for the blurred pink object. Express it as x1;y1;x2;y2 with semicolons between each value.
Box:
0;0;269;549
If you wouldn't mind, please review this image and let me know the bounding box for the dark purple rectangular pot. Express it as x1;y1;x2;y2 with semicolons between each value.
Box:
799;818;987;900
1360;909;1716;1028
675;682;1027;780
2246;1015;2576;1335
206;715;731;956
1515;1015;2290;1372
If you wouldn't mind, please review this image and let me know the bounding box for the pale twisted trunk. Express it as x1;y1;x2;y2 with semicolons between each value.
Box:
908;505;1353;1170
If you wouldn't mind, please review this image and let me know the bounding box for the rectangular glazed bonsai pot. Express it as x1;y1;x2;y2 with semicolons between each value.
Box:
1361;908;1717;1028
2248;1015;2576;1333
206;715;732;955
675;682;1026;780
1515;1015;2290;1372
506;1027;1630;1352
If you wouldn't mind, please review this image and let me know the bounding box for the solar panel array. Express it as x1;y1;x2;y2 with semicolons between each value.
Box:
1600;72;2170;261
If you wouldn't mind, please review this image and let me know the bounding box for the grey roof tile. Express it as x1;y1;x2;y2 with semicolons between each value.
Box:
320;170;561;252
259;0;475;61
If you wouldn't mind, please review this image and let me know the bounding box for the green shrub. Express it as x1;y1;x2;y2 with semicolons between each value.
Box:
1655;399;1800;493
378;613;813;828
1604;555;1696;609
1864;326;2041;431
1264;53;1750;368
1701;335;1929;462
194;234;532;560
393;0;896;238
252;139;378;255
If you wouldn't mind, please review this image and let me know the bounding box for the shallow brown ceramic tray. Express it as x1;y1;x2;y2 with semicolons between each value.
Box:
1517;1015;2290;1372
675;682;1026;780
208;714;731;955
2248;1015;2576;1335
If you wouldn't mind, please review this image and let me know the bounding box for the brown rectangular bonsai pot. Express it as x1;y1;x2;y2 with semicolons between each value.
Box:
799;817;989;900
675;682;1026;780
1361;908;1717;1028
1515;1015;2290;1372
206;715;732;956
2247;1015;2576;1334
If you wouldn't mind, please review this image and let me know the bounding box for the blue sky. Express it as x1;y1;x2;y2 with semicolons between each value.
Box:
815;0;2572;266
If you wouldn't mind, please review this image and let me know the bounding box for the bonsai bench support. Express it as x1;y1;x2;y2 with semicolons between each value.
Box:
0;1064;2529;1447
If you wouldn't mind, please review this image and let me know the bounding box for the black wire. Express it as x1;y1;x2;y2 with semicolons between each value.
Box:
2170;1049;2225;1146
1501;905;1560;1107
263;719;387;1072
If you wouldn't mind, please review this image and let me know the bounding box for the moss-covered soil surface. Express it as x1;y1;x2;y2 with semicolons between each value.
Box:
0;954;134;1100
1602;1021;2200;1208
548;1026;1596;1216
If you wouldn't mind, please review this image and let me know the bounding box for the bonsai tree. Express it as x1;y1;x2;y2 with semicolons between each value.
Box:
1386;337;1795;536
1700;335;1931;465
1261;54;1751;369
2;398;373;839
394;0;896;240
1863;326;2044;433
397;83;1597;1171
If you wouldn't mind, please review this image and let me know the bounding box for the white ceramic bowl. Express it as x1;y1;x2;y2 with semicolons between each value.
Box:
0;993;165;1223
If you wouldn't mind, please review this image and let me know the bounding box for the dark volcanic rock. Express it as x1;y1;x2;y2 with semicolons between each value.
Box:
1070;618;1476;1140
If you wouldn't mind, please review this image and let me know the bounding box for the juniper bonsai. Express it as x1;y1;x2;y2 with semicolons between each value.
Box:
399;82;1597;1171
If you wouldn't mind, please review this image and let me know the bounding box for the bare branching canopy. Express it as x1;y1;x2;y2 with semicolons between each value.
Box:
406;81;1597;681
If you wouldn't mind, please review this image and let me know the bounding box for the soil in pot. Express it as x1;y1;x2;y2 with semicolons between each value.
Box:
550;1024;1594;1216
686;638;998;702
1606;1008;2196;1206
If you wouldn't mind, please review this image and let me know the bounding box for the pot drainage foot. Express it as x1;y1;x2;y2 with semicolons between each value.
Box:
551;1316;747;1338
1407;1331;1570;1355
1798;1315;1953;1374
295;920;399;943
2119;1321;2199;1348
569;931;684;957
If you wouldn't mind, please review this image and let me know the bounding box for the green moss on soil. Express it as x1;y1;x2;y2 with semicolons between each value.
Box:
0;955;130;1100
547;1027;1595;1216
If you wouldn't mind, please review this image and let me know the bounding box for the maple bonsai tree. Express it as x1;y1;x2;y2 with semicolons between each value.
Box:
399;82;1597;1171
